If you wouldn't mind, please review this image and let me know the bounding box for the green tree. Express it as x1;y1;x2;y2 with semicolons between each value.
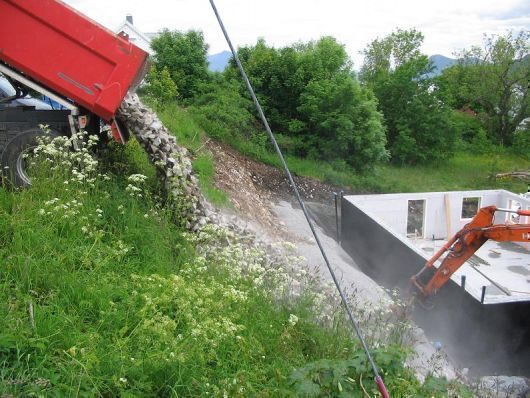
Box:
144;66;178;106
150;29;209;100
297;74;388;170
190;77;257;142
438;31;529;145
225;37;388;170
360;28;424;81
512;119;530;159
226;37;352;134
361;29;458;164
435;62;477;110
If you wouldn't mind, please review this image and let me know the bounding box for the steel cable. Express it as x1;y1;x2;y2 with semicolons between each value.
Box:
207;1;390;396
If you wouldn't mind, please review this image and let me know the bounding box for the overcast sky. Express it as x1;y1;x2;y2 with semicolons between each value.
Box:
64;0;529;67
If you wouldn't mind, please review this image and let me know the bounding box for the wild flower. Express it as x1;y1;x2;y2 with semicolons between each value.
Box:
127;174;148;184
112;240;132;257
126;184;143;198
30;128;110;193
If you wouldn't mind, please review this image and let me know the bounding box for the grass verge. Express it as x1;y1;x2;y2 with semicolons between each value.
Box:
226;137;530;194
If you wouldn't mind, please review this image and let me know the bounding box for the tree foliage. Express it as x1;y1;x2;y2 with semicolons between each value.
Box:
297;74;388;170
361;29;458;164
190;77;258;142
150;29;209;100
144;66;178;106
512;119;530;159
226;37;388;170
437;30;529;146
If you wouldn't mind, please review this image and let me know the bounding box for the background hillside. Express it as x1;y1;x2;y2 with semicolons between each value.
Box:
207;50;232;72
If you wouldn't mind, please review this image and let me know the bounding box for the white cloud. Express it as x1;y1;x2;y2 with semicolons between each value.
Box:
64;0;529;66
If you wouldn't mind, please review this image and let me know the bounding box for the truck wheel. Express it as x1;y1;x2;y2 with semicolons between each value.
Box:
1;128;59;188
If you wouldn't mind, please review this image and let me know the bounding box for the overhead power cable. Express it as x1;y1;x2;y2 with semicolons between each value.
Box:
207;1;390;397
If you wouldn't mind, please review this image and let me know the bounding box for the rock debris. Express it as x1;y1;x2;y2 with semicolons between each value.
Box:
117;93;211;231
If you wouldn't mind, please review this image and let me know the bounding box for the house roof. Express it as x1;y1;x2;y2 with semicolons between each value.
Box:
115;20;152;45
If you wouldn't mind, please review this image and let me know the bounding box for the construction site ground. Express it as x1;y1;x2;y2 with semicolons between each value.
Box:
205;140;459;378
204;138;530;396
205;140;340;235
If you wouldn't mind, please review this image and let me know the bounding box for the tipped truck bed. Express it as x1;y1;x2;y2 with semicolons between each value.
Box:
0;0;149;121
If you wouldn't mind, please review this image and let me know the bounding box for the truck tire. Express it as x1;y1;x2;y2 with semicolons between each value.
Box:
1;128;59;188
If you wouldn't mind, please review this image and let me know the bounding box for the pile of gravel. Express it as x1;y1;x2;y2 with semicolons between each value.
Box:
117;93;210;231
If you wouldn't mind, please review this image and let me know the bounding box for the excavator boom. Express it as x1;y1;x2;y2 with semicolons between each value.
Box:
411;206;530;298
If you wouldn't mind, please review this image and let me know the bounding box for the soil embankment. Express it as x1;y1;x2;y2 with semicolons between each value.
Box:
204;138;530;396
205;139;460;382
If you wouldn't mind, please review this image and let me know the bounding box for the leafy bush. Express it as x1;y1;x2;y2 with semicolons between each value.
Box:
297;74;389;171
225;37;389;171
143;65;178;106
289;348;414;397
189;79;258;142
150;29;209;100
450;110;495;154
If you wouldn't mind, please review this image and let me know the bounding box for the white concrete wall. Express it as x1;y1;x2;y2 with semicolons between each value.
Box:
501;191;530;251
344;190;530;304
346;190;530;247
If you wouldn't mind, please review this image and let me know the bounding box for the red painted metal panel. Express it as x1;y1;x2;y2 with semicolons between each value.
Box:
0;0;149;121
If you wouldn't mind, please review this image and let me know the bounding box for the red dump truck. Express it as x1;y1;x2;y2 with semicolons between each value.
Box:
0;0;149;186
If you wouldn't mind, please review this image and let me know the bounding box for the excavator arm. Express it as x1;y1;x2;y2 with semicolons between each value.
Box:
411;205;530;298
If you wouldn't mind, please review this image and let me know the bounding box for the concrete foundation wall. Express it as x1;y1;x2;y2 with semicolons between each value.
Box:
348;190;530;247
340;196;530;375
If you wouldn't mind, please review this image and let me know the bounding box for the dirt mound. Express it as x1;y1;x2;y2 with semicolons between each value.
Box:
206;139;342;235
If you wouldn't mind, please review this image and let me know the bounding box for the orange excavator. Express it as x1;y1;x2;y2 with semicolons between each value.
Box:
411;205;530;300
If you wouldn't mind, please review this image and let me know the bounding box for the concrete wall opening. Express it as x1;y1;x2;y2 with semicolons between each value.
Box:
407;199;425;238
507;199;522;224
461;196;481;219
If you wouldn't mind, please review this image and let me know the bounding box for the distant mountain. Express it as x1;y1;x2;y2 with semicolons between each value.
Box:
427;55;458;77
208;51;232;72
207;51;461;75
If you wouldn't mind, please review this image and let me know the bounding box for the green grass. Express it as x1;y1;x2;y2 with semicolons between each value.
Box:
0;132;473;396
373;150;529;193
149;101;204;151
192;153;230;207
0;136;462;397
233;136;530;194
192;114;530;195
